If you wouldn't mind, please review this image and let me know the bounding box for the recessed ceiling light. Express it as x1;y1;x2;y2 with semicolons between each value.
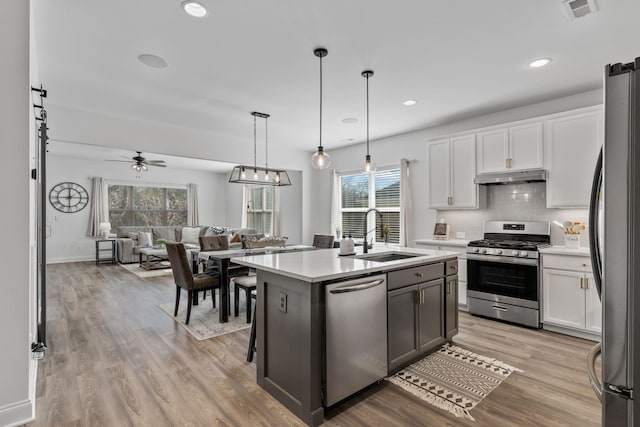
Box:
342;118;358;124
403;99;417;106
341;138;355;143
181;1;207;18
138;54;169;69
529;58;552;68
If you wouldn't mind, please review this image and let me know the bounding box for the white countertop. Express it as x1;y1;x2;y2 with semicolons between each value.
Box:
540;245;590;256
414;238;470;247
232;246;460;283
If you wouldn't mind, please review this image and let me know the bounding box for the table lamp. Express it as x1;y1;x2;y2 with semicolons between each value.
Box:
99;222;111;239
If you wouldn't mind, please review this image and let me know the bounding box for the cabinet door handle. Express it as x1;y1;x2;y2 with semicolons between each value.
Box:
505;158;509;169
421;290;425;305
447;282;451;295
585;277;589;290
580;277;584;289
582;263;587;267
451;265;458;271
416;272;424;277
415;289;420;305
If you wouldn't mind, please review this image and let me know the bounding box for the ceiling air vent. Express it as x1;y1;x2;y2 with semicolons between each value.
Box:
562;0;598;20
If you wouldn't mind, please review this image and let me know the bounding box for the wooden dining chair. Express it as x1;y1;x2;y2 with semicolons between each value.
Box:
166;242;220;325
199;234;251;309
312;234;335;249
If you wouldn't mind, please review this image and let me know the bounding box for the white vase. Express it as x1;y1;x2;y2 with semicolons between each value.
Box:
564;234;580;249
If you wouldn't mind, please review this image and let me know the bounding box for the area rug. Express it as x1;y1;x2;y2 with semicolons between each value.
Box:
387;344;522;421
158;291;252;340
120;262;173;279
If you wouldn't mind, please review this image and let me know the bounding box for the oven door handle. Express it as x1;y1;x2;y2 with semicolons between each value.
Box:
467;253;539;266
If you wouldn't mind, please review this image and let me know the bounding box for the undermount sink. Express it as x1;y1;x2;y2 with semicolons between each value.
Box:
355;251;422;263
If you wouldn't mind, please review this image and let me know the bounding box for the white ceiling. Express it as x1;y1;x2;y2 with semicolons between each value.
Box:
33;0;640;153
47;139;236;173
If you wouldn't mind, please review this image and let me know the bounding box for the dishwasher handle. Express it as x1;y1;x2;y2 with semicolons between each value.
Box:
329;278;385;294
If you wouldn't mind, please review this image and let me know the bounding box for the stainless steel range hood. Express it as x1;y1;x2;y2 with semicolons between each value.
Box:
473;169;546;185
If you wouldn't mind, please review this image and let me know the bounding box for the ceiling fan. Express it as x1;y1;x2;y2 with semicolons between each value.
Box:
106;151;166;171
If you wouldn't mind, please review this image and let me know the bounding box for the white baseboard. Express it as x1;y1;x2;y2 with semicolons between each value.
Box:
543;323;601;342
0;398;34;427
47;255;94;264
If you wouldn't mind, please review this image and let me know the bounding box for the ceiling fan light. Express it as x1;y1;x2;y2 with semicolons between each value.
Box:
142;164;148;171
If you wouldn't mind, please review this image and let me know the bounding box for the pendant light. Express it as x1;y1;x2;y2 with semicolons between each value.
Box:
361;70;376;174
311;48;331;170
229;112;291;186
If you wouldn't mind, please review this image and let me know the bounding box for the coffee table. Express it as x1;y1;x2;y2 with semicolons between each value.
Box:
138;247;170;270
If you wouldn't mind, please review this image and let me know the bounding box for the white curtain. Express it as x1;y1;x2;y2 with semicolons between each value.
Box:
400;159;413;246
329;170;340;239
270;186;281;237
86;177;108;236
187;183;199;226
241;185;248;228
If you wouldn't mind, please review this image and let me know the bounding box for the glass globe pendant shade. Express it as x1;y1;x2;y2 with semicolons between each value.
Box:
311;146;331;170
360;154;376;174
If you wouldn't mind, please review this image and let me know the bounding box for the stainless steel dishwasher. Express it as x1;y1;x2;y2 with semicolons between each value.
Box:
325;274;387;406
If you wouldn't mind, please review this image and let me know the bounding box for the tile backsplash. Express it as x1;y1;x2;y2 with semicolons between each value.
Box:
436;182;589;246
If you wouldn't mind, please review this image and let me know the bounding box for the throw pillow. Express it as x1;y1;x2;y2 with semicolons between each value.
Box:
181;227;201;245
138;232;153;247
128;232;139;242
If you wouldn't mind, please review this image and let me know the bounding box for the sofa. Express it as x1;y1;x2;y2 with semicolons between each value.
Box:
115;225;257;263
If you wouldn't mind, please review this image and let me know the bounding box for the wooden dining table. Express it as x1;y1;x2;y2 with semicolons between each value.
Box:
191;245;315;323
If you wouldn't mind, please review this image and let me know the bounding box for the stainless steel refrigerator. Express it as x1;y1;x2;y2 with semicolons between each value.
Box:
587;57;640;426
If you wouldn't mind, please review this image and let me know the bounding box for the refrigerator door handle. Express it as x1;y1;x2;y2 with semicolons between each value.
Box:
604;383;633;400
588;147;603;299
586;342;603;402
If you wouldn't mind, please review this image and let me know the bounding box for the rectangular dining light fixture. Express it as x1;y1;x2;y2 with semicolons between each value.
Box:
228;165;291;186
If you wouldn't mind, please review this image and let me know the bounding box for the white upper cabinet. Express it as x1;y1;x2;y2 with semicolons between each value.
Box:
427;135;478;209
477;122;543;174
544;106;603;208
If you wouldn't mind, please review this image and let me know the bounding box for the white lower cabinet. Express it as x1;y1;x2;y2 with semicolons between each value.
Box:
415;241;467;309
542;253;601;338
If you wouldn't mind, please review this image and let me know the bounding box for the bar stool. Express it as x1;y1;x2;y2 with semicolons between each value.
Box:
247;290;257;362
234;274;257;323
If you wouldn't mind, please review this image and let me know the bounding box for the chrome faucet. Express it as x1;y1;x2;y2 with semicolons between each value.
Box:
362;208;383;254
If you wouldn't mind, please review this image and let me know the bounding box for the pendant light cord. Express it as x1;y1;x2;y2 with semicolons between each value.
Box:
366;73;370;155
265;116;268;171
253;114;257;171
319;54;323;150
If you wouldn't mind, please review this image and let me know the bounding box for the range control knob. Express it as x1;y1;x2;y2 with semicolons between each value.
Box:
481;248;488;254
519;251;528;257
511;250;519;256
473;248;479;253
496;249;503;255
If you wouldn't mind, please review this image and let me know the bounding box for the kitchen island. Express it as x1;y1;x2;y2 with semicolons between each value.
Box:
233;246;459;426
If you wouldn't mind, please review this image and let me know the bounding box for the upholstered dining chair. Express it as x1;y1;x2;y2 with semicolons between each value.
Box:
312;234;335;249
166;242;220;325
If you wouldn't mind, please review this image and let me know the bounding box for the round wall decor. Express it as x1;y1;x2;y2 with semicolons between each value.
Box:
49;182;89;213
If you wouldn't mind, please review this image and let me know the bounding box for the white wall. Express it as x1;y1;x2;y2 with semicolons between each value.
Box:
46;103;315;244
0;0;35;425
309;90;603;243
46;155;304;262
47;155;230;262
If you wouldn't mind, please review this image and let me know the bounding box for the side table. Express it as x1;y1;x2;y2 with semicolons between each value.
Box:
95;239;116;265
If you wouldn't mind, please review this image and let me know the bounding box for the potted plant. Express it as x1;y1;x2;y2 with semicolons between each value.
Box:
156;238;166;248
382;225;390;245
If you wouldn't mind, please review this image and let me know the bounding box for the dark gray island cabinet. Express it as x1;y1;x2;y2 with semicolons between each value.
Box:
233;248;459;427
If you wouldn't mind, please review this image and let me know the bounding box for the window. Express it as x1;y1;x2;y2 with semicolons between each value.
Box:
339;168;401;244
108;185;188;227
244;185;273;235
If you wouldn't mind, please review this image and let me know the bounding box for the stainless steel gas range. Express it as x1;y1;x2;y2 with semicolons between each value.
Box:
466;220;550;328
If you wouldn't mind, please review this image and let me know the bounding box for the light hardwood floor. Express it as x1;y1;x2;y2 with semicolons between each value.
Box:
26;261;602;426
